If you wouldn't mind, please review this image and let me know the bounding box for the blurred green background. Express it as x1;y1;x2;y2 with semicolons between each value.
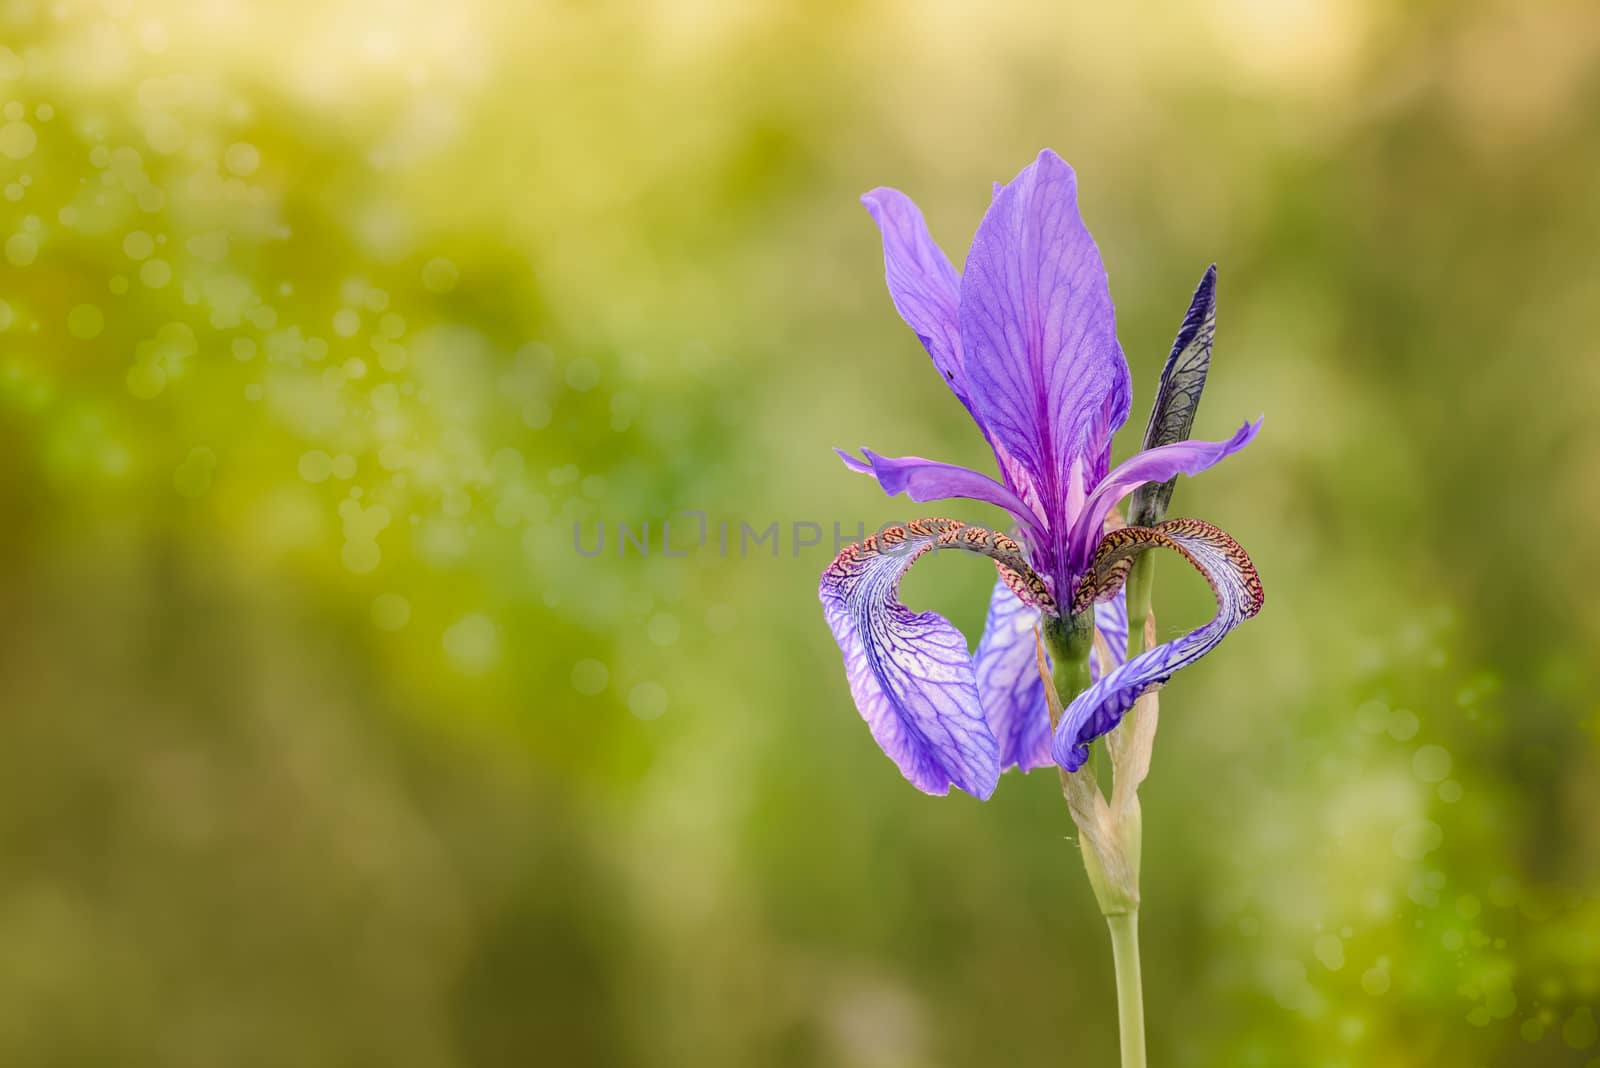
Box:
2;1;1598;1065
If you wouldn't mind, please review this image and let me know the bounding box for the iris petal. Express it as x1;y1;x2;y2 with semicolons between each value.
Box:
819;519;1050;798
835;448;1047;543
959;149;1131;543
972;578;1052;773
973;578;1131;774
860;189;972;414
1051;518;1264;772
1067;419;1260;574
1091;592;1129;677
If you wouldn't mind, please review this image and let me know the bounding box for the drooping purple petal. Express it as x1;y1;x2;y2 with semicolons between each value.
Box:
835;448;1047;542
1091;590;1129;678
860;189;972;413
1052;518;1264;772
1130;265;1217;527
973;579;1131;774
973;577;1053;773
819;519;1050;799
1066;419;1260;575
959;149;1131;545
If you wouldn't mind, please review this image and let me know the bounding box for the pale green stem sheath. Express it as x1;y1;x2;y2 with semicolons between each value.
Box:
1106;910;1148;1068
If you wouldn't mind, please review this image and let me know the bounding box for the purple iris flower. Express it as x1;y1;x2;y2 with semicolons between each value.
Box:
819;150;1263;799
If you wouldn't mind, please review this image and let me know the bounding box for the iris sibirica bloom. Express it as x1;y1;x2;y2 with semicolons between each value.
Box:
819;149;1263;800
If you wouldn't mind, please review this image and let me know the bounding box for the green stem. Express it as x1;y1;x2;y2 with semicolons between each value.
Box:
1042;611;1096;706
1124;550;1156;659
1046;605;1150;1065
1106;910;1148;1068
1112;550;1156;1066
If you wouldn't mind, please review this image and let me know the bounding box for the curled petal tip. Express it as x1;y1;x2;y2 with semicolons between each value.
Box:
834;447;872;474
1052;518;1262;769
859;187;896;214
1032;147;1072;171
820;517;1038;799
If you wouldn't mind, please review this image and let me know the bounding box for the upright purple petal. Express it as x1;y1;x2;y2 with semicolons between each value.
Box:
1052;518;1264;771
820;519;1051;799
973;579;1132;775
1067;419;1260;573
991;438;1046;522
861;189;972;413
959;150;1131;542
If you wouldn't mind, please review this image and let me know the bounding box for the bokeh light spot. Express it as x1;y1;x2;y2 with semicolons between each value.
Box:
1313;933;1345;971
647;612;680;647
371;593;411;631
66;304;104;340
521;399;551;429
223;141;260;176
571;658;609;696
1411;744;1452;783
125;360;164;398
1565;1007;1598;1050
421;257;458;293
341;539;380;574
187;231;228;263
5;233;38;266
139;258;172;288
610;392;640;431
565;357;599;391
628;682;668;720
1392;820;1443;860
298;450;333;483
0;120;36;159
443;614;499;672
1485;982;1518;1019
1386;707;1420;740
122;230;154;259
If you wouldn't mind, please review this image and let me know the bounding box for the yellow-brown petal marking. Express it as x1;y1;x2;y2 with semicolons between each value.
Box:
1071;516;1263;617
827;517;1055;614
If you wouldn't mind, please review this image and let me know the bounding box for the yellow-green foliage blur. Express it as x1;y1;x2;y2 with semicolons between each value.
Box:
2;1;1598;1065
